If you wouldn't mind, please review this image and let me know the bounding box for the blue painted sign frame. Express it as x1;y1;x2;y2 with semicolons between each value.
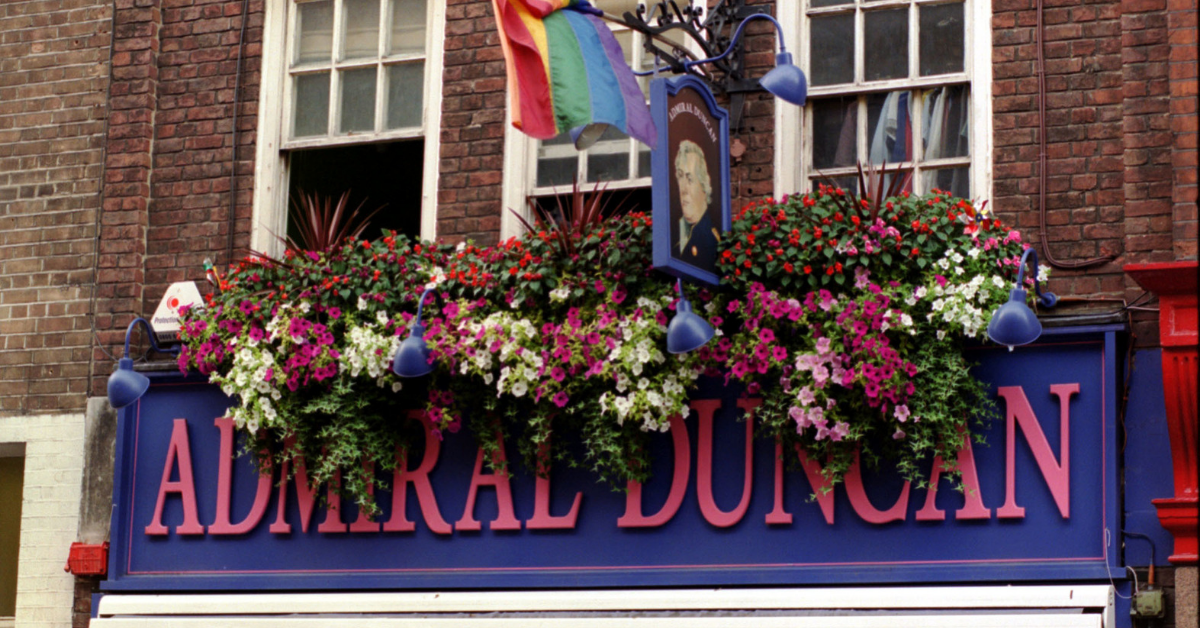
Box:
650;75;732;286
104;326;1122;592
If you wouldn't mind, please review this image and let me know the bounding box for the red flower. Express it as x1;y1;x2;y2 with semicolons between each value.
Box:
803;265;812;274
784;262;794;273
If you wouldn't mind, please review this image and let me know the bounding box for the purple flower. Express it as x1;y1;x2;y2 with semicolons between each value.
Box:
550;366;566;383
771;346;787;362
239;300;255;316
327;307;341;320
935;274;948;288
552;391;569;408
594;280;606;293
760;328;776;343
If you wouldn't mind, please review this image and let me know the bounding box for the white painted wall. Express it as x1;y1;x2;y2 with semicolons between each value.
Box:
0;413;85;628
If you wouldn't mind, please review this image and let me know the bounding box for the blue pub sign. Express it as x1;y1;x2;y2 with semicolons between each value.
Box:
104;326;1120;592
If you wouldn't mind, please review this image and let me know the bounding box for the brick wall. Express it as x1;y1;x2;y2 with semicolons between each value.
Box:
0;0;112;416
1168;0;1198;259
91;0;261;397
436;0;507;246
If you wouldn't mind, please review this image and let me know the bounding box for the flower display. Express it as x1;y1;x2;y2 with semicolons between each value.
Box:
178;187;1042;512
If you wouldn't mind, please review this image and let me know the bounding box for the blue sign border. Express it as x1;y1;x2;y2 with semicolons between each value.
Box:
650;75;732;286
103;326;1123;592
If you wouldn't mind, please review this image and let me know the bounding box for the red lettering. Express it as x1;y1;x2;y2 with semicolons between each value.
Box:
145;419;204;536
455;435;522;531
618;413;691;528
208;418;272;535
384;412;452;534
915;428;991;521
846;452;911;524
997;383;1077;519
697;398;755;528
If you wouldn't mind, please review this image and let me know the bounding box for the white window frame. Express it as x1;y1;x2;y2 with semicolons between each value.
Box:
775;0;992;200
251;0;446;255
94;585;1115;627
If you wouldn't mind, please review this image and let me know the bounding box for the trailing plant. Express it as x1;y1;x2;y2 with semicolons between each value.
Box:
712;185;1033;488
178;183;1041;512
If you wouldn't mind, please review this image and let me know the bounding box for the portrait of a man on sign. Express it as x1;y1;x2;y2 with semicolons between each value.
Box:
651;76;730;286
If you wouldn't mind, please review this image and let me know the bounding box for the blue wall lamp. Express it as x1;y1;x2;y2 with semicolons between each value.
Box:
667;279;715;354
391;287;436;378
107;318;182;409
987;248;1058;351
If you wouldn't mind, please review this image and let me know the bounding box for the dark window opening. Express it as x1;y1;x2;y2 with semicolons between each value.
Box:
529;187;652;228
0;453;24;619
286;140;424;243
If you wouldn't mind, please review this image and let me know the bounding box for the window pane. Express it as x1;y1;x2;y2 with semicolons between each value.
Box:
342;0;381;60
921;166;970;197
809;13;854;86
867;91;912;164
864;9;908;81
922;84;970;159
340;67;377;132
295;0;334;65
811;97;858;169
813;175;858;193
293;72;330;137
586;126;630;182
811;0;853;8
389;0;426;55
920;2;964;76
637;143;651;178
387;62;424;128
537;134;578;187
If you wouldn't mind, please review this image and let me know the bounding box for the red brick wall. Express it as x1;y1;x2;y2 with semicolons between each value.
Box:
436;0;507;246
92;0;261;396
1168;0;1198;259
0;0;112;415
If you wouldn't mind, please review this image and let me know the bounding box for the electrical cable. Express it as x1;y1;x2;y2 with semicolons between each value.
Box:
1035;0;1115;270
227;0;252;268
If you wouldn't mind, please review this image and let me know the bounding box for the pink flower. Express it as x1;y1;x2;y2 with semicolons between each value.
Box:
594;280;606;293
771;346;787;361
894;404;910;423
829;421;850;442
552;391;569;408
550;366;566;383
760;328;776;343
815;337;832;355
797;386;815;406
935;274;948;288
893;429;906;440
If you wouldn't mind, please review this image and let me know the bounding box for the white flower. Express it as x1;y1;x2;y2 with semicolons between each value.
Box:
511;381;528;397
357;296;368;311
549;286;570;302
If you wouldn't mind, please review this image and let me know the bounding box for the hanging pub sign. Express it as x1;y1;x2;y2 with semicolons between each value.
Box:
651;75;732;286
102;326;1121;592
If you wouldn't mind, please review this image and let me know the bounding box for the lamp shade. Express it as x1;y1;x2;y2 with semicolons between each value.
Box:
107;357;151;409
391;323;433;378
986;288;1043;349
760;52;807;106
667;297;714;354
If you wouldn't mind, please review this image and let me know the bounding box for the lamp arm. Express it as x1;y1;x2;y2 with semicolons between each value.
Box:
412;287;436;329
682;13;786;70
123;317;182;359
1016;248;1058;308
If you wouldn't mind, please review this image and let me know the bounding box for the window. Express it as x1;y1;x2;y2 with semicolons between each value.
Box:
0;451;23;623
252;0;444;253
776;0;990;199
500;0;688;236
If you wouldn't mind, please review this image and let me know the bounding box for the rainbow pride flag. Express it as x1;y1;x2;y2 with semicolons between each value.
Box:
490;0;657;149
